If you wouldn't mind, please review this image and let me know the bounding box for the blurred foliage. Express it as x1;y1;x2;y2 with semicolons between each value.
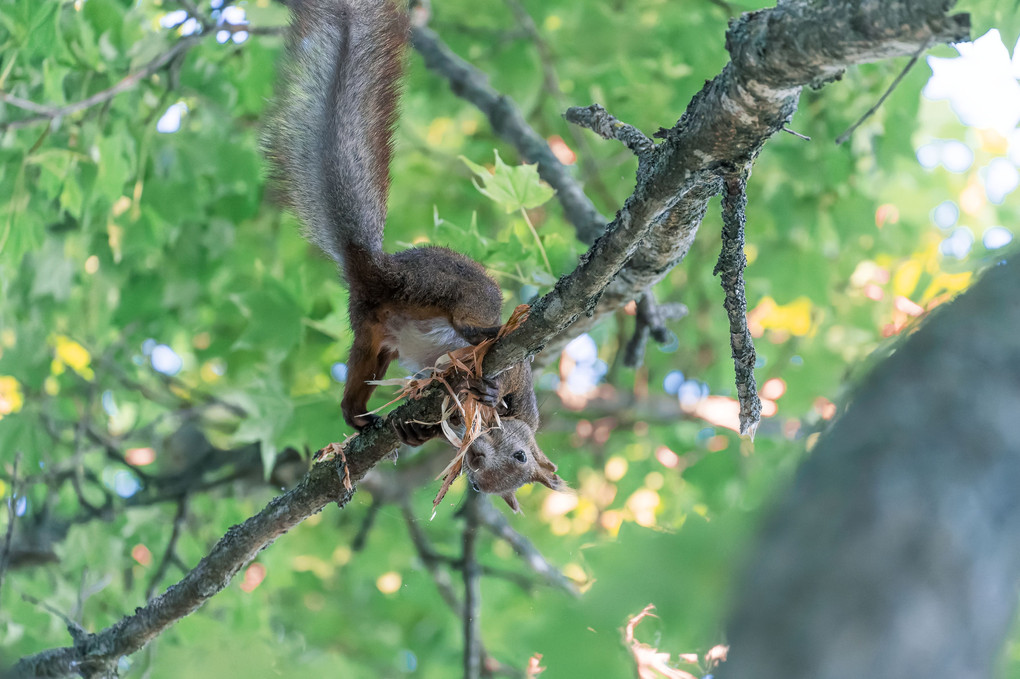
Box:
0;0;1018;677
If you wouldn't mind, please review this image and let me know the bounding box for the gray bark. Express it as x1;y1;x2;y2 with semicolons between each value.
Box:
723;255;1020;679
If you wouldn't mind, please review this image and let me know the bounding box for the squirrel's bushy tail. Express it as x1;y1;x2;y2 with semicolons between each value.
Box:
266;0;407;278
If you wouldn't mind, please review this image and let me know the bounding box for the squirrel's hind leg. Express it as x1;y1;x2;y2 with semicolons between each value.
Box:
455;324;501;345
342;321;396;430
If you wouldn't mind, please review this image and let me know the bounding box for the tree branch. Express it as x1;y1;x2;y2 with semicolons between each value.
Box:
0;452;22;613
0;38;200;131
145;499;189;602
715;170;761;437
476;497;580;596
9;453;351;678
494;1;968;365
462;490;484;679
501;0;619;210
623;291;689;369
563;104;656;161
410;21;608;245
7;1;970;675
723;254;1020;679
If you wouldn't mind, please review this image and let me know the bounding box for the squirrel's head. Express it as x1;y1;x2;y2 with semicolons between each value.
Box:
465;419;563;512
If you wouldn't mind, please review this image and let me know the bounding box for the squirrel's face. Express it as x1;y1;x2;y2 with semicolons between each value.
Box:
465;419;563;512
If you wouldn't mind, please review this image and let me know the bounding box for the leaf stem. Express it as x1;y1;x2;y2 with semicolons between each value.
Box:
519;207;553;277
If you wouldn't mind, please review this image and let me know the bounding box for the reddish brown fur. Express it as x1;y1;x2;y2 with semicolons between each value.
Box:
268;0;561;509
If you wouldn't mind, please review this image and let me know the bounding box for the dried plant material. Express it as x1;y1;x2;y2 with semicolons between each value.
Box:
705;644;729;665
430;307;529;508
623;604;698;679
360;306;532;512
369;305;530;511
526;652;546;677
313;441;353;491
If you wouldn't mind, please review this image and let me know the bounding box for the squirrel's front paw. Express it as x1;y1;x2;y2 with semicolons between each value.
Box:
465;376;501;409
392;419;440;447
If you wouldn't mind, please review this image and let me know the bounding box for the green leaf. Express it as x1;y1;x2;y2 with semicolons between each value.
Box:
232;279;305;359
95;131;134;204
228;378;295;478
29;237;75;301
461;150;556;213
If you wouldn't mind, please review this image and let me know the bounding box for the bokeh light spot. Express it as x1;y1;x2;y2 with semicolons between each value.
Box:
151;344;183;376
131;544;153;567
604;456;628;482
377;571;402;594
984;226;1013;249
241;563;266;592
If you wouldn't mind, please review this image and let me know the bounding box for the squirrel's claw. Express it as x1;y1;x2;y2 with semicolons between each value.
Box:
347;412;383;431
465;376;500;408
392;418;440;447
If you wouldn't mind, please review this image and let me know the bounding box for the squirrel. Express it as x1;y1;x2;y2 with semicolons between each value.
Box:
266;0;563;511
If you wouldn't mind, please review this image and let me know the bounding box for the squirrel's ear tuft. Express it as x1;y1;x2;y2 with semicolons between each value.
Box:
501;491;521;513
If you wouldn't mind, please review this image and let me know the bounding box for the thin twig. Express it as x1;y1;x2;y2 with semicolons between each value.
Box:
462;490;484;679
0;452;23;613
146;499;189;601
351;501;379;551
782;127;811;141
835;40;929;145
564;103;656;161
402;504;463;613
502;0;618;210
71;386;105;517
21;594;90;646
402;503;522;677
410;22;607;245
707;0;736;14
714;169;761;438
0;37;200;131
623;291;689;368
475;497;580;596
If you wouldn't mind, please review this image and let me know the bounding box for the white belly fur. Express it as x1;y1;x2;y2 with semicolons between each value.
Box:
384;316;470;373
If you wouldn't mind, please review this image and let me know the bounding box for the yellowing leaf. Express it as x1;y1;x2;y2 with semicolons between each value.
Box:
892;259;922;298
51;335;94;379
751;296;813;337
922;271;972;303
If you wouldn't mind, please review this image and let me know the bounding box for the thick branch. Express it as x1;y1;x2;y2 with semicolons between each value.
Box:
491;0;968;365
723;255;1020;679
8;2;971;674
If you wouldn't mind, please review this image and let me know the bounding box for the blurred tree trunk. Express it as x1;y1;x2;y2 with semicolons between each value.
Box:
723;255;1020;679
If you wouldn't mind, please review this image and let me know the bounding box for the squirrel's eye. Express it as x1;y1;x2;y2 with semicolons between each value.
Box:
513;450;527;464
